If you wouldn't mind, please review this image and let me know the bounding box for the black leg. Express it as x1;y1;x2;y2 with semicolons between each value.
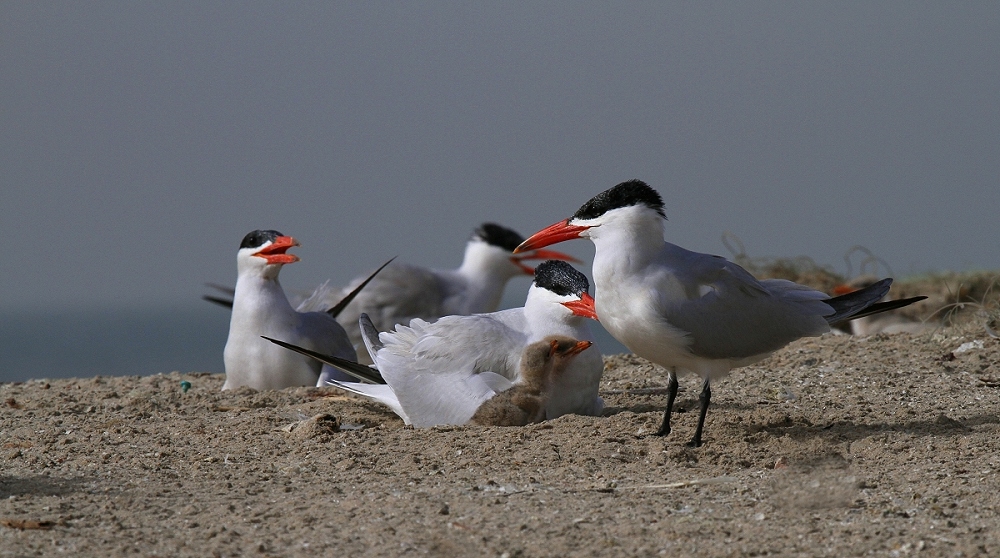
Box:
688;377;711;447
655;369;679;436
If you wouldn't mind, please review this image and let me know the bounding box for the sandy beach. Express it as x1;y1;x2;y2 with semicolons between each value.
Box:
1;322;998;556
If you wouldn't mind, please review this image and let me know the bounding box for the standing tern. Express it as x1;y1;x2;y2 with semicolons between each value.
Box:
264;259;605;423
325;223;578;363
222;230;359;391
515;179;926;446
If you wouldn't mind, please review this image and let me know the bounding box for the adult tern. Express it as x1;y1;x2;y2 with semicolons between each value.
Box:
327;223;578;363
222;230;358;391
264;259;605;423
267;333;593;428
515;179;926;446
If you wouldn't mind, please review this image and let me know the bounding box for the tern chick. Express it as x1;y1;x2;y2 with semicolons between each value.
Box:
471;336;593;426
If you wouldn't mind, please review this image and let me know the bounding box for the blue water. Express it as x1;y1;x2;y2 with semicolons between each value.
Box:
0;304;628;384
0;306;231;383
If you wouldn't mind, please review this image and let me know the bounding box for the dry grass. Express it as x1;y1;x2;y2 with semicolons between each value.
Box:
721;232;1000;335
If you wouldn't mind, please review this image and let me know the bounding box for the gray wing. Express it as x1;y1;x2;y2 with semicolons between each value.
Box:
377;310;527;380
331;262;449;359
385;368;500;428
297;311;358;362
373;314;522;427
656;244;832;360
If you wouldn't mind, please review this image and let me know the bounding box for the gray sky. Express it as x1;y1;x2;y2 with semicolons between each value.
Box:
3;2;998;312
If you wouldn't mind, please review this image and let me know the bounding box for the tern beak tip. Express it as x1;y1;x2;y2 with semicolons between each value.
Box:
562;292;599;321
254;235;301;265
516;220;590;254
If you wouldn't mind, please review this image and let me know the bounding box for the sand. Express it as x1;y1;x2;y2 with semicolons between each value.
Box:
2;326;999;557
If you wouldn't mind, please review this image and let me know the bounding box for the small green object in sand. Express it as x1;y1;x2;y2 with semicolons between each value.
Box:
180;381;192;393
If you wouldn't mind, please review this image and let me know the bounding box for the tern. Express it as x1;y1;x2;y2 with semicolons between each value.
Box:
267;333;593;428
470;337;594;426
515;179;926;446
832;277;930;335
324;223;578;363
222;230;360;391
263;259;605;424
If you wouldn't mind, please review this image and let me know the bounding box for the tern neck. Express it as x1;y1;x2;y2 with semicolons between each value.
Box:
452;241;520;313
589;207;666;273
232;273;295;317
522;286;584;339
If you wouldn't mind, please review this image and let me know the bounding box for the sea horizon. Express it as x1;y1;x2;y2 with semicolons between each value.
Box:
0;297;627;384
0;305;231;384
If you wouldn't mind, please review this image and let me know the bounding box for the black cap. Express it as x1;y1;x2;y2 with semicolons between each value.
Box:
533;260;589;297
572;179;666;221
239;230;283;250
474;223;525;252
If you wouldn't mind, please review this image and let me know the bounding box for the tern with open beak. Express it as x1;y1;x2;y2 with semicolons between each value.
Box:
222;230;357;391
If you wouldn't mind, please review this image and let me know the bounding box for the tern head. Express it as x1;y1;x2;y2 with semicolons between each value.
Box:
519;335;594;389
237;229;301;278
514;180;666;253
531;260;598;321
465;222;579;277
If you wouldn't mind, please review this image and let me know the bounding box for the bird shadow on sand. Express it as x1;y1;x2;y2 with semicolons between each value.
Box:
601;392;718;417
601;396;999;444
740;412;1000;444
0;475;92;499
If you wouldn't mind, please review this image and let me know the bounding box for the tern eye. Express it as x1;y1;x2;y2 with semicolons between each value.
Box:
240;229;282;250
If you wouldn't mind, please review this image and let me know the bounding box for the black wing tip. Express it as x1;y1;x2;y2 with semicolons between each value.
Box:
204;282;236;296
829;293;928;325
358;313;385;353
824;277;900;324
202;295;234;309
327;256;397;318
260;336;384;384
872;276;893;290
859;295;928;316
